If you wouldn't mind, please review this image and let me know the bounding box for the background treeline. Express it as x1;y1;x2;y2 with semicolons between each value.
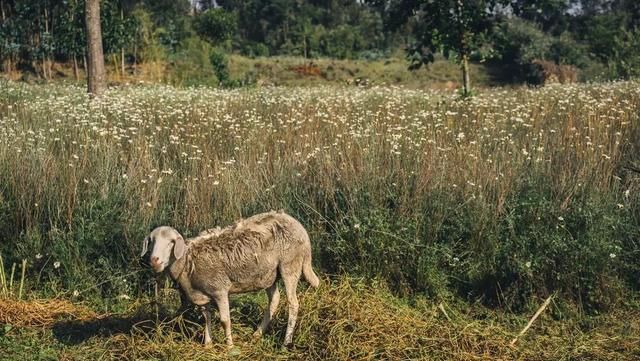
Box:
0;0;639;85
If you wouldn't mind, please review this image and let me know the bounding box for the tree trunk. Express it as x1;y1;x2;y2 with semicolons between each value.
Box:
44;7;51;81
133;43;137;76
456;0;471;97
73;55;79;81
461;53;471;97
1;0;7;73
113;54;119;79
120;8;125;77
303;35;307;59
121;47;125;77
85;0;106;96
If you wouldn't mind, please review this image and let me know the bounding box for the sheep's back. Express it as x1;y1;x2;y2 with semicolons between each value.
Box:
189;211;310;270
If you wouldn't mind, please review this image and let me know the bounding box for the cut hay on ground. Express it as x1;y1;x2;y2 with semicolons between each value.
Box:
0;297;99;327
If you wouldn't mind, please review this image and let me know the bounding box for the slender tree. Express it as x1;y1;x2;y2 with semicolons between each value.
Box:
379;0;505;96
86;0;106;96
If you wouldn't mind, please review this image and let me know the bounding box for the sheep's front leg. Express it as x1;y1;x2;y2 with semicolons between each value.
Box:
201;304;213;346
213;292;233;346
254;282;280;338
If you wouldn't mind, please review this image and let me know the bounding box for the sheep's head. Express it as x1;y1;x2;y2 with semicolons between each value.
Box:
141;226;186;273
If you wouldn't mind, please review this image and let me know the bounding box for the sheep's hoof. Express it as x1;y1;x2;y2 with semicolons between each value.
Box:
252;329;263;339
203;342;212;349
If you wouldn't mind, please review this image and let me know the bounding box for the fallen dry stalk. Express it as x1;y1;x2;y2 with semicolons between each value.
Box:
510;295;553;346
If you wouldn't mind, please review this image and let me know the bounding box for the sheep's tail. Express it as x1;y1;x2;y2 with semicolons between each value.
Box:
302;253;320;288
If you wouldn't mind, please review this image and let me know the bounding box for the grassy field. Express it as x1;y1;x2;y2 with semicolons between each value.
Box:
0;80;639;359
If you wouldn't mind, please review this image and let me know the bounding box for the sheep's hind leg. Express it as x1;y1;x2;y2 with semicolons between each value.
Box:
213;293;233;346
282;274;300;346
254;282;280;338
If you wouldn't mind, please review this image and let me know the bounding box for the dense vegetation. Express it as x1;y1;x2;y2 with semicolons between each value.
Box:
1;0;640;86
0;80;638;312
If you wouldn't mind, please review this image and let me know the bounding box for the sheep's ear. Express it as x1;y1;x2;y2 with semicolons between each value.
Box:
173;235;186;259
140;236;149;258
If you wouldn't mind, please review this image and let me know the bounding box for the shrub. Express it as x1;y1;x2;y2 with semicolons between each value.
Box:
528;59;578;85
166;37;218;86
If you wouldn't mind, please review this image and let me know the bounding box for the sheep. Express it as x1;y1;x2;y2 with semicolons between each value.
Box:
140;210;320;347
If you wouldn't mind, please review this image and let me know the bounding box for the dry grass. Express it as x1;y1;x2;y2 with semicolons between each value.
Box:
0;298;98;327
1;81;637;232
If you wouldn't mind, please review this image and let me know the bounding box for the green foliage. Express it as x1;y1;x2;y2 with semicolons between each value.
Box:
130;7;166;63
241;42;270;58
53;0;85;59
101;1;137;56
209;48;231;86
509;0;572;34
194;8;238;45
490;19;591;82
167;37;218;86
475;187;630;310
603;27;640;79
399;0;503;67
549;32;590;67
492;18;552;66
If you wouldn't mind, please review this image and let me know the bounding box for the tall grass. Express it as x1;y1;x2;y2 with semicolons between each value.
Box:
0;80;638;309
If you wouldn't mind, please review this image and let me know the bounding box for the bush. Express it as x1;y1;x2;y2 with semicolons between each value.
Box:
549;32;590;67
491;18;588;84
167;37;218;87
528;59;578;85
473;187;629;311
319;25;363;59
492;18;552;67
241;42;270;58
